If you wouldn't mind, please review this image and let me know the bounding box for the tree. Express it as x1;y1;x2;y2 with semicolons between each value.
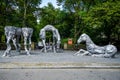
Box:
0;0;41;42
83;0;120;44
15;0;41;27
0;0;18;42
56;0;104;43
57;0;84;43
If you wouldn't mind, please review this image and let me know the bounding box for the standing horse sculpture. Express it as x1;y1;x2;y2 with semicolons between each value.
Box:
75;33;117;58
22;27;33;55
2;26;33;57
39;25;61;53
3;26;21;57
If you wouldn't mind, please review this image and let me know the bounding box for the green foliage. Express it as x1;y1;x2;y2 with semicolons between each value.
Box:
83;1;120;43
0;0;41;42
37;3;74;40
0;0;120;50
61;38;68;44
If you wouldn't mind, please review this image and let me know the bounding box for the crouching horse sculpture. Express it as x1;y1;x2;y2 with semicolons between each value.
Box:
75;33;117;58
39;25;61;53
2;26;33;57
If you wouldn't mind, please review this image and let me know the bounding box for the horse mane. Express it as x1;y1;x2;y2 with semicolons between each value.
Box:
83;33;95;45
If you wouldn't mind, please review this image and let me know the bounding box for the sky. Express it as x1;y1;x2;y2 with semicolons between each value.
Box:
40;0;61;8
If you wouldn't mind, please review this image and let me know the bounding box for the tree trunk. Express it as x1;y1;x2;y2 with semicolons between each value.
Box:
5;0;8;26
23;0;27;27
74;20;77;44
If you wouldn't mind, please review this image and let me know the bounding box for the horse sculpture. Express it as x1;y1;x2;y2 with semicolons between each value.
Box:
39;25;61;53
22;27;33;55
2;26;33;57
75;33;117;58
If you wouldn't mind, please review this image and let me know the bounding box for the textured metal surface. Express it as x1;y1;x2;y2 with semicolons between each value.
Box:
3;26;33;57
75;33;117;58
39;25;61;53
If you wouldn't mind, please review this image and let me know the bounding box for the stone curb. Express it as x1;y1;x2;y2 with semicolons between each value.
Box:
0;62;120;69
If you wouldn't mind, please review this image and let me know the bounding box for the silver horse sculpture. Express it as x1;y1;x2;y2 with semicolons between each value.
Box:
2;26;33;57
75;33;117;58
39;25;61;53
22;27;33;55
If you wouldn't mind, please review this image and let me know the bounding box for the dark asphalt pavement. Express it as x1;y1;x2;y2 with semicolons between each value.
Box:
0;69;120;80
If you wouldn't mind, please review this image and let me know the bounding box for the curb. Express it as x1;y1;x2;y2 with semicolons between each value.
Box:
0;62;120;69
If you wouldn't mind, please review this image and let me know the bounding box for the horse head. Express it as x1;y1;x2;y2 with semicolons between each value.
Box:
39;29;45;39
77;33;88;44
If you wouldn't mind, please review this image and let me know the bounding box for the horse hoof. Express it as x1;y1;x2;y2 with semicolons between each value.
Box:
73;53;79;56
80;54;84;56
76;54;79;56
73;53;76;56
27;53;31;56
2;55;6;57
2;55;11;57
91;55;96;57
80;53;86;56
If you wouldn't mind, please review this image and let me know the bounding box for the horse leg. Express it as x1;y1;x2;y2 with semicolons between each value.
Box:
53;44;56;53
3;37;11;57
16;35;21;52
12;37;21;54
12;38;18;52
56;40;60;52
24;37;30;55
53;38;56;53
91;54;104;57
74;49;90;56
74;49;85;55
82;51;91;56
102;53;115;58
103;47;117;58
91;52;115;58
74;49;82;55
28;37;32;53
92;53;116;58
42;39;47;53
56;43;60;49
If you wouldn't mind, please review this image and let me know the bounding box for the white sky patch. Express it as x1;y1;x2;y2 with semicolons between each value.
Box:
40;0;61;8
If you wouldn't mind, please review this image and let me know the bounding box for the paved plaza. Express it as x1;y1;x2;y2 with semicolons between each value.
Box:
0;50;120;80
0;50;120;68
0;69;120;80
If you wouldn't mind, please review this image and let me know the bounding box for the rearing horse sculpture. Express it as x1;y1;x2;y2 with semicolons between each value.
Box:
39;25;61;53
75;33;117;58
2;26;33;57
